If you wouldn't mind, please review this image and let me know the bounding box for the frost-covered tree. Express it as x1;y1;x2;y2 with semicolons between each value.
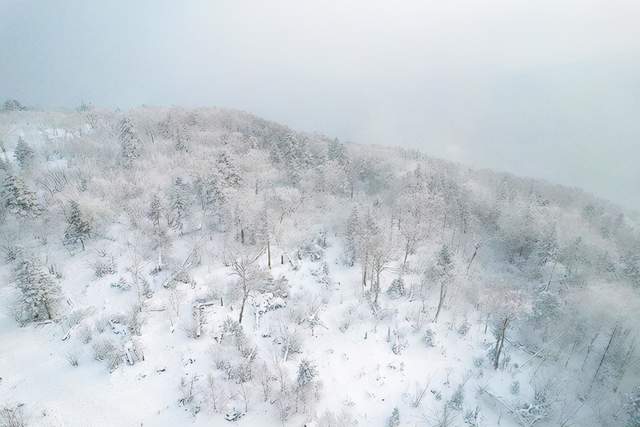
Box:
118;117;141;164
227;245;266;324
327;138;346;163
14;256;63;323
270;132;313;185
621;249;640;289
168;177;191;233
626;386;640;427
64;200;92;250
254;204;273;268
433;245;454;323
396;178;431;267
354;210;381;292
369;229;394;306
216;151;242;188
386;277;406;299
387;407;400;427
147;193;162;229
1;175;41;218
482;287;529;369
193;174;225;220
14;137;34;169
174;125;190;152
2;99;27;111
295;359;319;413
296;359;317;388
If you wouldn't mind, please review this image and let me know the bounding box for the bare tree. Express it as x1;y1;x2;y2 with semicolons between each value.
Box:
227;245;266;324
482;288;528;370
369;236;394;306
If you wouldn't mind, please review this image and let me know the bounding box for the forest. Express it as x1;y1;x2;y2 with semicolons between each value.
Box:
1;103;639;426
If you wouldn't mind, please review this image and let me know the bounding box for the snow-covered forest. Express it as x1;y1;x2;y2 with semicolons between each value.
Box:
1;104;639;427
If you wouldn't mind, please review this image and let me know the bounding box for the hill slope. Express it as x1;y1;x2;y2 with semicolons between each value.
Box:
1;107;639;427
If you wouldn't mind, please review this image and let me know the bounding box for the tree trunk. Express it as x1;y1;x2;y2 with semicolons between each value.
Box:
361;254;368;292
267;239;271;269
43;299;52;320
544;260;558;291
403;241;411;267
466;244;479;275
238;284;249;324
581;332;600;371
373;269;381;305
493;317;509;369
589;325;617;389
433;282;446;323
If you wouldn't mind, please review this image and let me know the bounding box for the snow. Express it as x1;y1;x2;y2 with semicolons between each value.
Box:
1;108;637;427
0;239;531;427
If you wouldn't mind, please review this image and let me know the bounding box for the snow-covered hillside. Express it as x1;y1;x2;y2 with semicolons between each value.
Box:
0;107;639;427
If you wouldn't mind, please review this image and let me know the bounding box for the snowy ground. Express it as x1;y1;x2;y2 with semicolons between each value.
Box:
0;239;532;427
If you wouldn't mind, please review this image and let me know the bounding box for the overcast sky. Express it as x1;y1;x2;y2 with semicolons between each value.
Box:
1;0;639;209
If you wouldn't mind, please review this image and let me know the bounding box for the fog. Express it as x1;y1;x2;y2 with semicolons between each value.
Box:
2;0;639;209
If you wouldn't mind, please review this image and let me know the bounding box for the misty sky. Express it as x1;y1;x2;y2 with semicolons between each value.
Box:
1;0;639;210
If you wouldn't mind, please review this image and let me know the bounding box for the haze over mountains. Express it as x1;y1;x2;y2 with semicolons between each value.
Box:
2;0;640;210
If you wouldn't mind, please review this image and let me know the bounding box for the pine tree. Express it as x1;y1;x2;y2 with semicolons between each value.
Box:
271;132;312;185
169;177;190;232
387;407;400;427
626;386;640;427
2;99;27;111
14;256;63;323
433;245;454;323
174;125;190;152
148;194;162;229
118;117;140;164
14;137;34;168
194;175;225;216
327;138;346;164
1;175;41;218
344;207;360;266
64;201;92;250
216;152;242;188
621;250;640;288
296;359;317;388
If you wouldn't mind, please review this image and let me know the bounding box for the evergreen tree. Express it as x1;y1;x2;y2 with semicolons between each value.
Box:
64;200;92;250
0;141;9;172
343;207;360;266
194;175;225;216
387;407;400;427
14;137;34;168
2;99;27;111
626;386;640;427
118;117;141;164
327;138;346;164
433;245;454;323
621;249;640;288
168;177;190;232
14;256;63;323
1;175;41;218
271;132;312;185
296;359;317;388
148;194;162;229
216;152;242;188
386;277;406;299
174;125;190;152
